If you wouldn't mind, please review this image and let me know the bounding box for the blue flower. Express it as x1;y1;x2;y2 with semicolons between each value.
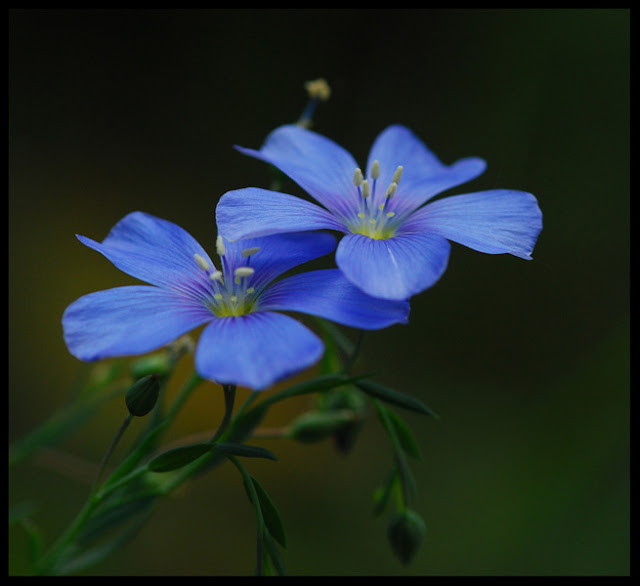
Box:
216;124;543;300
62;212;409;390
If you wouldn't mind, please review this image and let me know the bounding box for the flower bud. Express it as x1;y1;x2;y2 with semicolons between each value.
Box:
129;351;173;379
287;410;354;444
324;387;368;454
125;374;160;417
387;509;426;565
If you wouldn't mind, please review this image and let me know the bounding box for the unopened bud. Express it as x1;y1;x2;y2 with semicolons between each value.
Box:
125;374;160;417
387;509;426;565
287;410;354;444
129;351;173;379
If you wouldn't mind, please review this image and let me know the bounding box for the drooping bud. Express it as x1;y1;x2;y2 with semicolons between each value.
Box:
125;374;160;417
287;410;355;444
387;509;426;565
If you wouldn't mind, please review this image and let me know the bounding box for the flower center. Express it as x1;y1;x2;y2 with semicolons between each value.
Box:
348;160;403;240
194;239;261;317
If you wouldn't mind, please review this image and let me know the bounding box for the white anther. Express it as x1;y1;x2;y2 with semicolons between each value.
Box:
392;165;404;185
230;295;238;303
234;267;255;278
357;212;365;219
371;160;381;180
209;270;223;282
386;212;396;218
353;168;363;187
216;235;226;256
241;247;261;257
214;293;223;301
246;287;255;294
385;181;398;199
194;253;210;271
361;179;370;199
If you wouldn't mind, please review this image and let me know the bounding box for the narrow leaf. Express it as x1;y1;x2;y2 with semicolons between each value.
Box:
263;531;286;575
355;379;438;417
251;477;287;548
382;409;422;460
213;442;278;461
147;444;212;472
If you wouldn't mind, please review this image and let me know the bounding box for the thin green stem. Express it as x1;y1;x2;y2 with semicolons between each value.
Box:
227;455;265;577
92;414;132;492
341;329;365;375
209;384;236;443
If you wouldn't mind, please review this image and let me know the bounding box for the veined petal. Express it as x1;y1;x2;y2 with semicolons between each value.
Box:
235;125;360;220
77;212;216;301
195;311;324;390
258;269;410;330
336;233;451;300
216;187;346;242
401;189;543;259
62;286;213;361
219;232;337;292
367;125;486;215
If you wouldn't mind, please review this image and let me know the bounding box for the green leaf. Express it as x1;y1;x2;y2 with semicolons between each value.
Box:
263;531;286;575
251;477;287;548
213;442;278;461
147;444;212;472
381;408;421;460
355;379;438;417
372;469;397;518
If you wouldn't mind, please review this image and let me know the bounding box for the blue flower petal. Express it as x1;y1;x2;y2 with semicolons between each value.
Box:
77;212;216;300
401;189;543;259
216;187;346;242
366;125;487;216
335;232;451;300
235;125;361;221
63;286;213;361
258;269;410;330
218;231;338;292
195;311;324;390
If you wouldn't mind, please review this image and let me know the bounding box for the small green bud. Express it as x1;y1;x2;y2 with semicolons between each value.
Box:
129;351;173;379
387;509;426;565
324;387;368;454
125;374;160;417
287;410;354;444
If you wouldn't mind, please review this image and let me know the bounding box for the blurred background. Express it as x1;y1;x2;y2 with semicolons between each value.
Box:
9;9;629;576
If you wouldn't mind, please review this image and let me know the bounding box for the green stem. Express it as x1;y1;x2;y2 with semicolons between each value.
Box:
341;329;365;375
209;384;236;443
92;414;132;492
227;455;265;576
34;370;204;574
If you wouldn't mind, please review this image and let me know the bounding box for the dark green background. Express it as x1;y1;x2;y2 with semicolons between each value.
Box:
9;9;629;576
